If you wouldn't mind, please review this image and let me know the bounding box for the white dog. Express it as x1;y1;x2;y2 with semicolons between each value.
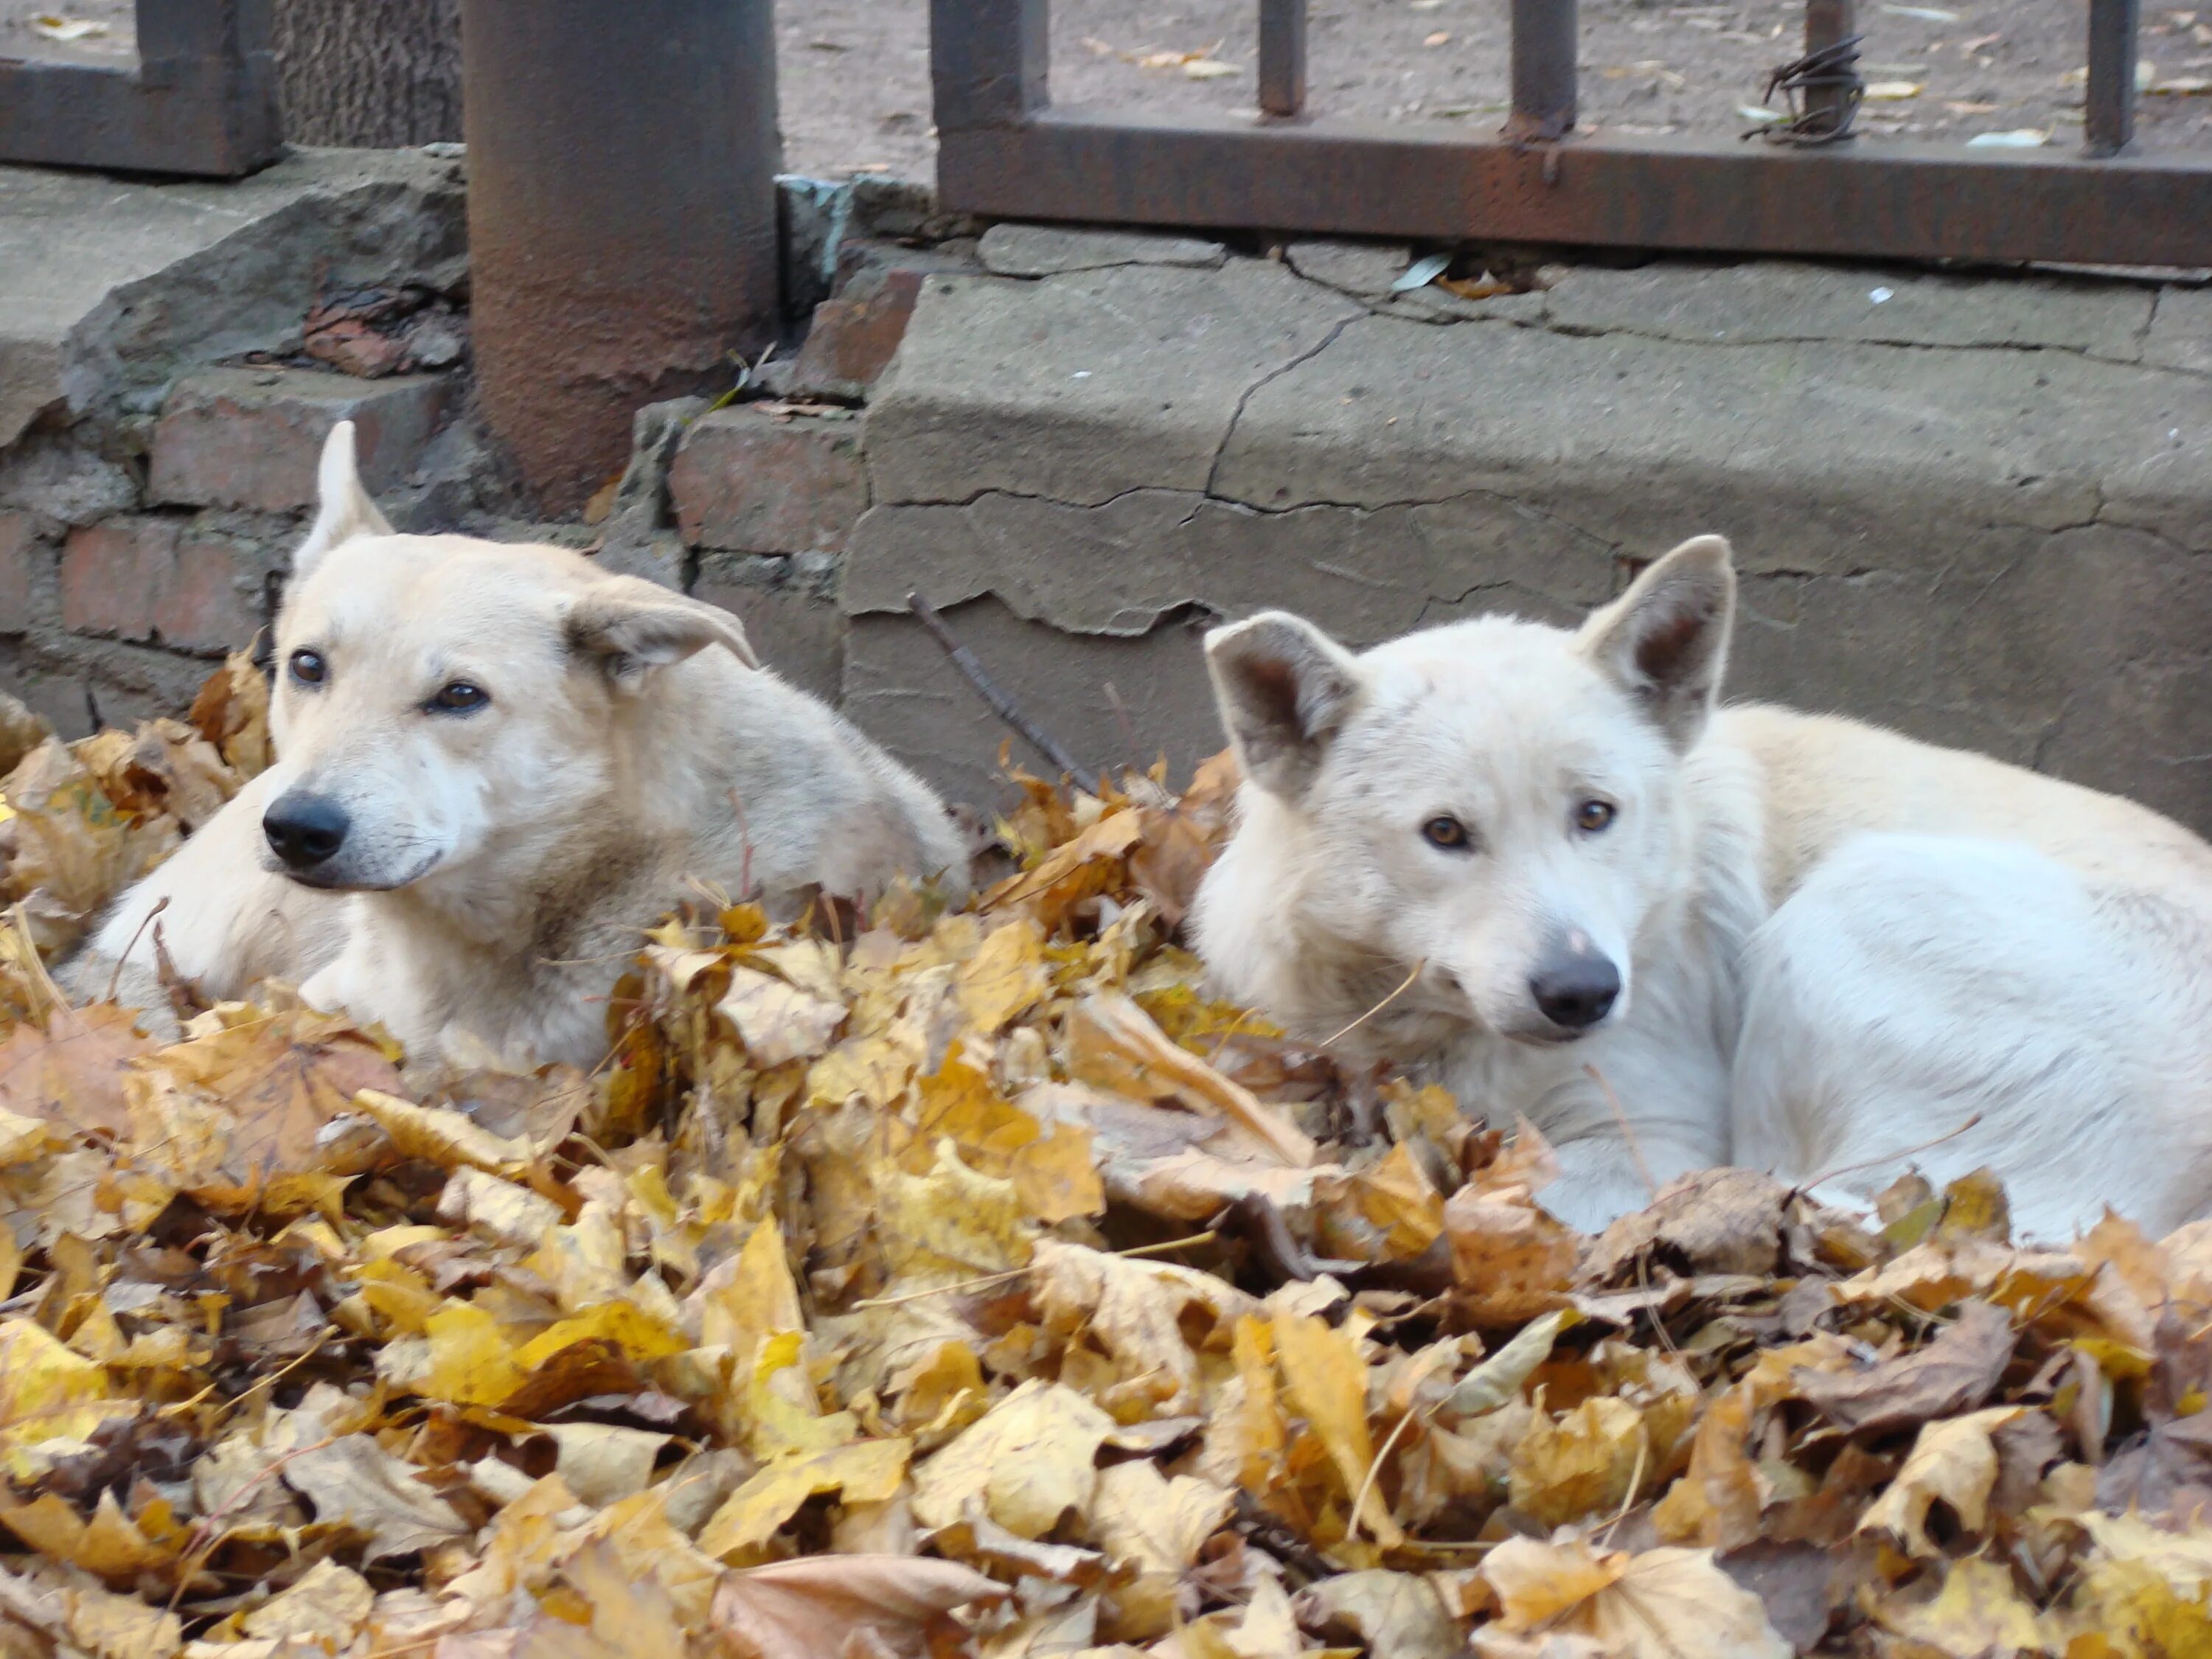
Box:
1192;535;2212;1239
65;422;969;1067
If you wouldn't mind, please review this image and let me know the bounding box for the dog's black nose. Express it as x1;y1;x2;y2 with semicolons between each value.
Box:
264;794;349;870
1529;956;1621;1031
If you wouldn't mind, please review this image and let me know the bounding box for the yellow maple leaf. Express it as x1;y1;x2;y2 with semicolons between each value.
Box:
954;919;1051;1032
697;1439;913;1562
420;1302;530;1407
0;1318;135;1477
1857;1405;2024;1557
911;1380;1114;1539
1272;1307;1405;1547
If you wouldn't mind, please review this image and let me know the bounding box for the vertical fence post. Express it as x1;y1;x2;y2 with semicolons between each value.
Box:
1259;0;1309;117
1508;0;1577;141
460;0;782;515
2086;0;2141;155
1802;0;1857;139
933;0;1048;131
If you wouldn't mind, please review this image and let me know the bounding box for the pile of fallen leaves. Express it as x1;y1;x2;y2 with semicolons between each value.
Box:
1;659;2211;1659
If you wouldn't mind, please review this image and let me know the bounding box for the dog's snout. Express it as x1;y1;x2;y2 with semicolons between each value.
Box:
1528;953;1621;1032
264;793;350;871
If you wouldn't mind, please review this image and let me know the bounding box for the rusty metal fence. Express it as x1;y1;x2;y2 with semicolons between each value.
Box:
0;0;280;176
931;0;2212;268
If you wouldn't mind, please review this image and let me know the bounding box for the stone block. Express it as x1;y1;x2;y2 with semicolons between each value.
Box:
855;246;2212;830
0;511;38;633
0;434;137;526
790;267;925;401
150;366;451;512
844;598;1221;810
0;147;465;449
668;406;867;555
60;517;264;653
693;551;846;703
869;262;1361;508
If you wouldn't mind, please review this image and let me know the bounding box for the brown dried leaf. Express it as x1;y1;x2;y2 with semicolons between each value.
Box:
713;1555;1006;1659
1792;1300;2014;1436
278;1433;470;1562
0;1004;150;1136
1445;1185;1579;1326
1476;1537;1789;1659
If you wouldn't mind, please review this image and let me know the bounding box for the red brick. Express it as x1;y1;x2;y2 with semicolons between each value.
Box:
61;519;177;641
667;406;868;555
148;366;451;512
156;535;265;653
789;268;925;401
60;518;262;653
0;511;37;635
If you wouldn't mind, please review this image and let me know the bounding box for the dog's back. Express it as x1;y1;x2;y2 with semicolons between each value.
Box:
1721;701;2212;911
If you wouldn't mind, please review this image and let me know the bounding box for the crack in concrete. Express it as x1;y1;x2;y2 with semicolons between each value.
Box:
1535;319;2168;371
1205;313;1361;497
1270;259;2204;372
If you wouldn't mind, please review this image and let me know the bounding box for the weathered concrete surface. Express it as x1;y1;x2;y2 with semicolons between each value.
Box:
977;225;1226;278
694;549;845;705
850;244;2212;828
0;148;465;448
872;262;1363;507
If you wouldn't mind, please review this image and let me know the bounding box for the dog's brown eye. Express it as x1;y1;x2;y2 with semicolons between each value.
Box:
1422;815;1470;850
288;649;327;686
428;681;489;714
1575;799;1616;833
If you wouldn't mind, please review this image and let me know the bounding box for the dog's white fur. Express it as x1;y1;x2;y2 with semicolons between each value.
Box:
1192;535;2212;1240
64;423;968;1067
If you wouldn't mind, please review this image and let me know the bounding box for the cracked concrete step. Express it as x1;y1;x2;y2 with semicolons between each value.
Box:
0;147;465;449
848;234;2212;830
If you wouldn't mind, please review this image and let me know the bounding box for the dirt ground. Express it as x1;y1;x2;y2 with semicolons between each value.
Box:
5;0;2209;178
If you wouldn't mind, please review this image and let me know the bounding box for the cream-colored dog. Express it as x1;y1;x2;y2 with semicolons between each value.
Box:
66;423;968;1066
1192;536;2212;1239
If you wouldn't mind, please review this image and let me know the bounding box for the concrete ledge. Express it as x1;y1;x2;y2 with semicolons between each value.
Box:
0;147;465;448
848;244;2212;829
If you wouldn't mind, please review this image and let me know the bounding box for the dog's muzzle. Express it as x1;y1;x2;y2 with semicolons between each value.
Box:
1526;950;1621;1037
264;792;351;874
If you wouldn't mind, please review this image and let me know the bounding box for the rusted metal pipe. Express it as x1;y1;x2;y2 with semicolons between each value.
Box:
1508;0;1578;142
1259;0;1309;119
2086;0;2141;155
459;0;781;514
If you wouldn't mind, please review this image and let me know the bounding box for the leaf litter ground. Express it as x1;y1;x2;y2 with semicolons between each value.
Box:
3;659;2212;1658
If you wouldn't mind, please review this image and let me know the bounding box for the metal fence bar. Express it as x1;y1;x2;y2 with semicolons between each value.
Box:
1259;0;1308;118
932;0;1049;131
0;0;281;176
1508;0;1578;140
2086;0;2141;155
939;110;2212;266
1801;0;1858;139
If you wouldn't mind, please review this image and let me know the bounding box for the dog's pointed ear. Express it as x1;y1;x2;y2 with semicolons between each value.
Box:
566;576;761;690
1579;534;1736;748
1206;611;1366;800
290;422;394;585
